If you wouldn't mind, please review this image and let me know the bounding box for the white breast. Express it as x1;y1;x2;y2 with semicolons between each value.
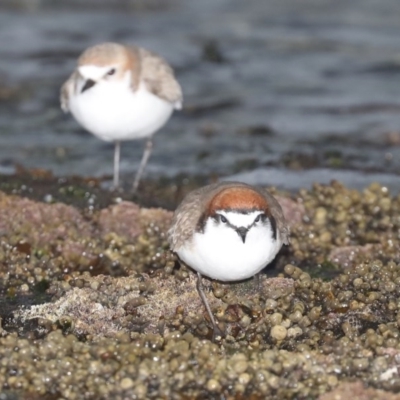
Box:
177;217;282;282
68;79;174;142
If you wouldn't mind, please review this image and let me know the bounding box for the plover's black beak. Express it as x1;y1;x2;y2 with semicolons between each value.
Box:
236;227;248;243
81;79;96;93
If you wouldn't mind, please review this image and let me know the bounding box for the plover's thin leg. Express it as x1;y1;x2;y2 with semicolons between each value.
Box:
133;139;153;192
196;272;222;341
254;272;262;292
113;140;121;189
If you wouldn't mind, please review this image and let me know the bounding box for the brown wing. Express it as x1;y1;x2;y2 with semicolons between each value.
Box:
259;187;290;245
60;71;78;113
168;184;213;251
138;47;183;109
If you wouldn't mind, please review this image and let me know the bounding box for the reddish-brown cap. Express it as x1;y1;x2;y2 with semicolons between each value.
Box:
77;42;140;80
207;187;269;215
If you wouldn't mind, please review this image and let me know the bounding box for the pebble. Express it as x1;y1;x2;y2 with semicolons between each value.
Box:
120;377;134;390
270;325;287;341
206;379;221;391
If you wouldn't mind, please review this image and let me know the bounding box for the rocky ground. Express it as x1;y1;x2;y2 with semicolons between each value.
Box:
1;172;400;399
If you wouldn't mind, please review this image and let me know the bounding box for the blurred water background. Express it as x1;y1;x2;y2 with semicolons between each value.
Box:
1;0;400;192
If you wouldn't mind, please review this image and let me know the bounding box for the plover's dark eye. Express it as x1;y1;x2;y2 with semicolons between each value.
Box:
254;214;265;222
220;215;228;223
107;68;116;76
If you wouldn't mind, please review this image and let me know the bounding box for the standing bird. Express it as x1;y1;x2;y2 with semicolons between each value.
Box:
60;42;182;190
168;181;290;340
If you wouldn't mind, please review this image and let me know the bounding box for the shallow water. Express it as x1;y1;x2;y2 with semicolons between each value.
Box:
1;0;400;192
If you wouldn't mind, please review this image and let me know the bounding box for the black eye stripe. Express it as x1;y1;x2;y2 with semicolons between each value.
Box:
208;212;270;231
254;213;266;223
269;215;277;240
214;212;267;225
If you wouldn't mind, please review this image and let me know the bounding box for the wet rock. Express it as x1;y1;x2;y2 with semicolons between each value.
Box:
237;125;275;136
276;195;306;227
139;207;173;232
98;201;141;241
0;191;97;269
0;191;93;246
202;39;226;63
184;96;240;117
98;202;172;243
328;244;374;269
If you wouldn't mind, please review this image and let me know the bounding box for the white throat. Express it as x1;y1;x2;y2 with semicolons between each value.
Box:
177;211;282;282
